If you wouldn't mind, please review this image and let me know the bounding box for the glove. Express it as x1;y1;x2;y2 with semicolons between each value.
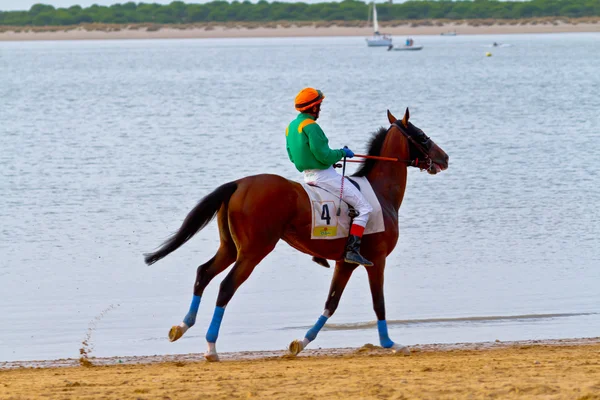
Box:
341;147;354;158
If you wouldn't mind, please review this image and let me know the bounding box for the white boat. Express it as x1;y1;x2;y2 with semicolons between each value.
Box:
390;45;424;51
366;3;392;47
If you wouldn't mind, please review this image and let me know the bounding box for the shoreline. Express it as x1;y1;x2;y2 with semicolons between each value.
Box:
1;337;599;399
1;19;599;41
2;336;598;369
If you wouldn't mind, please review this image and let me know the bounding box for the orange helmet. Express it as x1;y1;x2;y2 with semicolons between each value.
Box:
294;88;325;111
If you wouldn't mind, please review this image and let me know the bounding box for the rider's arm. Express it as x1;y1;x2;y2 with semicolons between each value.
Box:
305;124;345;166
286;144;294;163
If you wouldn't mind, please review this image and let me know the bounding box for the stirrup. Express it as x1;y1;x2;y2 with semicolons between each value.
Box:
347;208;360;219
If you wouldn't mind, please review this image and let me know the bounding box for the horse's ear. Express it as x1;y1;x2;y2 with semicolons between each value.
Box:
401;107;410;127
387;109;397;124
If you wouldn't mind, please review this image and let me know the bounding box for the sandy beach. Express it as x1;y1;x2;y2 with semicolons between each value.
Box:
1;338;599;399
1;19;599;41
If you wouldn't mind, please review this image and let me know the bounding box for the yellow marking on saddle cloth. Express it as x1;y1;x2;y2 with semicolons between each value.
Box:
298;119;316;133
313;225;338;237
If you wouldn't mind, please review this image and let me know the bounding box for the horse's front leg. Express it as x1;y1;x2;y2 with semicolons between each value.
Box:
367;257;410;355
289;261;357;355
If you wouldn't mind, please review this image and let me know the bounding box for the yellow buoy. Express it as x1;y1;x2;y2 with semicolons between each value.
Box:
486;52;492;57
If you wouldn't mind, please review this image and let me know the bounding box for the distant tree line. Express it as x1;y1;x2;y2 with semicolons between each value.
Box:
1;0;599;26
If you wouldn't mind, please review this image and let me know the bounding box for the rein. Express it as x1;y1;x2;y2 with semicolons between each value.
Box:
339;156;430;170
335;121;434;172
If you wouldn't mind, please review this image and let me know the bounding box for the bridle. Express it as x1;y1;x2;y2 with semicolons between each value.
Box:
390;121;436;173
334;121;437;173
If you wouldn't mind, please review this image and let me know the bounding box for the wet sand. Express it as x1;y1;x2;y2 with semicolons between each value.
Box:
1;20;599;41
2;338;599;399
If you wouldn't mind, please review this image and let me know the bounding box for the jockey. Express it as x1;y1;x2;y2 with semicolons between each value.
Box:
286;88;373;267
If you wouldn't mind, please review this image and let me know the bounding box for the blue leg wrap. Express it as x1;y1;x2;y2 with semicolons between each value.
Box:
377;320;394;348
206;306;225;343
182;295;201;327
305;315;329;342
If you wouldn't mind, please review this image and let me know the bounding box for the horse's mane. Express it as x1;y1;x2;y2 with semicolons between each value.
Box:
352;127;388;177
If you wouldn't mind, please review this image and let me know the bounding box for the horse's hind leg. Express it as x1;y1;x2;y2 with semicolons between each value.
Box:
203;240;278;361
289;261;357;355
169;206;237;342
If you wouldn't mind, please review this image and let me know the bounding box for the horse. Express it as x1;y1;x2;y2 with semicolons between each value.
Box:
144;108;449;361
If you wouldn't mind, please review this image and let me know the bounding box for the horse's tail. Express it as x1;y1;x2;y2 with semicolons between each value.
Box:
144;181;238;266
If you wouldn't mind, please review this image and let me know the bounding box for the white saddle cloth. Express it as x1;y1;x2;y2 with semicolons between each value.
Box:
300;176;385;240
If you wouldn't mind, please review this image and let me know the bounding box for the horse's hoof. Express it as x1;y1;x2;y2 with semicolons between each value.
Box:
204;351;220;362
168;325;184;342
288;339;305;356
391;343;411;356
204;342;219;362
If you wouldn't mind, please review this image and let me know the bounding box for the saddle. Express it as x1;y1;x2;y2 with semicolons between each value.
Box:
300;176;385;240
308;177;361;219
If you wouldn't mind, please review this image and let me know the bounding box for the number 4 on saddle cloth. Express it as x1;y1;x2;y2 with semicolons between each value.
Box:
301;176;385;240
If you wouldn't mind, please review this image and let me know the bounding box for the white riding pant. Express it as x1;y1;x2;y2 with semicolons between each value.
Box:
303;166;372;228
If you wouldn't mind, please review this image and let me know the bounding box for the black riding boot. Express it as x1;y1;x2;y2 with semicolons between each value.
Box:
344;235;373;267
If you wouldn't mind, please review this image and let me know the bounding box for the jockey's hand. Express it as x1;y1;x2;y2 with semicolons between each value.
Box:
341;147;354;158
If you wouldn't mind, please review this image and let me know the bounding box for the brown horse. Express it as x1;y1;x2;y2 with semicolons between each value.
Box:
144;109;449;361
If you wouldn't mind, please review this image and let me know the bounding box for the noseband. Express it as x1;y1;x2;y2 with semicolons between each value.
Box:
390;121;435;173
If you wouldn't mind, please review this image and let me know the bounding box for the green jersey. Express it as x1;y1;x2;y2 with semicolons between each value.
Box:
285;113;345;172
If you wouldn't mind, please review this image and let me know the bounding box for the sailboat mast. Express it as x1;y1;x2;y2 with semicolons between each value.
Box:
373;3;379;34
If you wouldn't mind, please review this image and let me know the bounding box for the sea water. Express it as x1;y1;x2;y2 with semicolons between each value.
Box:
0;33;598;362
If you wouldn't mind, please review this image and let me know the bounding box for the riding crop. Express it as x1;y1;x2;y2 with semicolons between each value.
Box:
337;148;348;216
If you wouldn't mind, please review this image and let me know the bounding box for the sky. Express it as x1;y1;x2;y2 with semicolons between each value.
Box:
1;0;184;11
2;0;372;12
